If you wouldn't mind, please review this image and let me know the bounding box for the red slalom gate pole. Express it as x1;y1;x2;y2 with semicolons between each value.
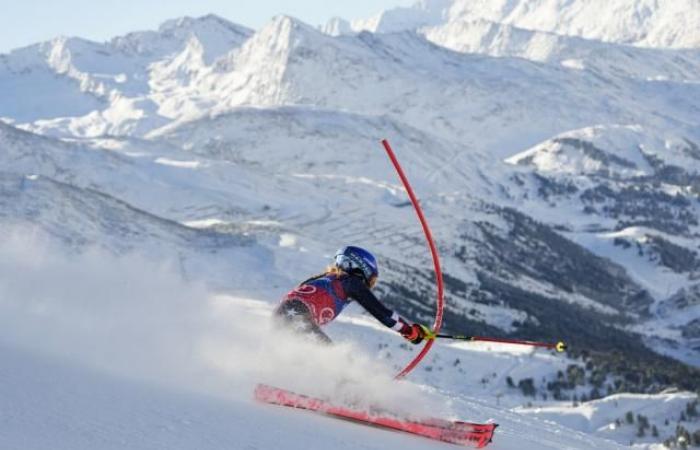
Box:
381;139;444;379
436;334;568;352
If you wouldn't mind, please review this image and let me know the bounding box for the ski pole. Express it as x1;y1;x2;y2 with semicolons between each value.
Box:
433;334;567;352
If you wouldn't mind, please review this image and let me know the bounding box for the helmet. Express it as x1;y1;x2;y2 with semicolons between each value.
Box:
334;246;378;288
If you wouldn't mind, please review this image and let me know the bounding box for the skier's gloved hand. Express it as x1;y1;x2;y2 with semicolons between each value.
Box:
399;322;432;345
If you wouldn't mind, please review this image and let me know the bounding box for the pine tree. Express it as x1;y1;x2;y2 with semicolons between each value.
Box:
637;423;645;438
518;378;536;397
637;414;649;430
691;429;700;446
676;425;690;450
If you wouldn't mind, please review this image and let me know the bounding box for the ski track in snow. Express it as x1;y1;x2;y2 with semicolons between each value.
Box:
0;310;625;450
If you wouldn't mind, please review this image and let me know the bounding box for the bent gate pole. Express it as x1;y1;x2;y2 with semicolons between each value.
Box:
381;139;445;379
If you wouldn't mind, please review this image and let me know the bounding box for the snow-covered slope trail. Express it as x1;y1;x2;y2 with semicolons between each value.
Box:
1;342;626;450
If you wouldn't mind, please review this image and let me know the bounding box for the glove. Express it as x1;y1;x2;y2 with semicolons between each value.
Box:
399;322;432;345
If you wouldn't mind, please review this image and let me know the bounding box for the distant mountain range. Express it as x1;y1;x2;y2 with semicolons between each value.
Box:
327;0;700;49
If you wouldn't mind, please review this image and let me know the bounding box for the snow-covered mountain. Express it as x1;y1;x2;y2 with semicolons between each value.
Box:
0;14;252;134
2;3;700;448
333;0;700;49
421;19;700;82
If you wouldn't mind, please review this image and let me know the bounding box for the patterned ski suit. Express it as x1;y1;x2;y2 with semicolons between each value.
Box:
274;272;405;343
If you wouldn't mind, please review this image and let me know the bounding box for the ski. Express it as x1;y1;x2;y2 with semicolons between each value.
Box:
254;384;497;448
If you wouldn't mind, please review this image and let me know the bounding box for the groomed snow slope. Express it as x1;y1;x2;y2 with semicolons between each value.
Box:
1;338;627;450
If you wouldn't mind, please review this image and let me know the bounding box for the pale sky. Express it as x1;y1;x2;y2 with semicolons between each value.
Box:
0;0;414;53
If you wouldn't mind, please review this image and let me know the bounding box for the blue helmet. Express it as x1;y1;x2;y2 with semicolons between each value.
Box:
334;246;378;287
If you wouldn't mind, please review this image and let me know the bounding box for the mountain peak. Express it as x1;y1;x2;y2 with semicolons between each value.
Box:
158;13;252;36
110;13;252;64
250;15;324;53
346;3;446;34
321;17;352;36
266;15;317;34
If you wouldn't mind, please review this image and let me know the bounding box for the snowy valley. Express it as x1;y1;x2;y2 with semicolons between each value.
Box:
1;0;700;448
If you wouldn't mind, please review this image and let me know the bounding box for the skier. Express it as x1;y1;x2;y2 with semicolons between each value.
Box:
274;246;432;345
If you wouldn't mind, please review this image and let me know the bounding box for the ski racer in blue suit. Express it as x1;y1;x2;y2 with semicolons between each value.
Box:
274;246;431;344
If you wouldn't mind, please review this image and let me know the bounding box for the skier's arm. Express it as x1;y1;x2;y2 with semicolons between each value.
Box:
342;275;425;343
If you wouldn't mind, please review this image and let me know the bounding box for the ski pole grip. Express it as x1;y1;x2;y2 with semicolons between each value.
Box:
419;325;437;340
